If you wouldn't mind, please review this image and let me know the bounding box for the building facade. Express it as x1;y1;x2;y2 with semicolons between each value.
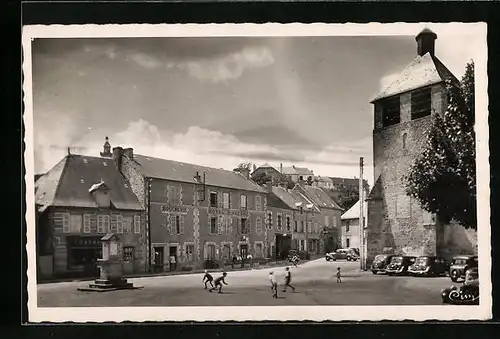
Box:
265;186;296;259
366;28;477;264
340;200;367;250
292;184;343;254
111;145;267;271
35;151;146;280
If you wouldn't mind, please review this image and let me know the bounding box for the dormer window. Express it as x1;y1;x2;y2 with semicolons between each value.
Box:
411;87;432;120
381;96;400;127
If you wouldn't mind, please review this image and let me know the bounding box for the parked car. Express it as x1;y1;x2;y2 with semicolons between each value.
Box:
442;268;479;305
408;256;448;277
385;256;416;276
449;255;478;282
325;248;359;262
370;254;395;274
350;248;360;256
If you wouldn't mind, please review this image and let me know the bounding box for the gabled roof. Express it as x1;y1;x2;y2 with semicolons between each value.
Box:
133;154;266;193
290;189;320;213
297;184;343;211
279;166;314;176
270;186;300;210
372;52;459;102
35;154;143;211
266;191;293;211
341;200;368;220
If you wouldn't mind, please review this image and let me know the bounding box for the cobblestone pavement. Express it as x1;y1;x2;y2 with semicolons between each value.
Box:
37;259;462;307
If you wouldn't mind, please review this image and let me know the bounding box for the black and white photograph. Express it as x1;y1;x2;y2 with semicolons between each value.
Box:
23;23;490;322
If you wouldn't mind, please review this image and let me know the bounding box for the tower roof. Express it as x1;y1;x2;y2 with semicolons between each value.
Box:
371;53;459;102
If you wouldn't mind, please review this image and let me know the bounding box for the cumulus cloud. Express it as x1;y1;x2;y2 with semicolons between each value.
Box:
129;53;162;69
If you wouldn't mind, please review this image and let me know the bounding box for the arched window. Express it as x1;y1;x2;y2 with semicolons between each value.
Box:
402;133;408;150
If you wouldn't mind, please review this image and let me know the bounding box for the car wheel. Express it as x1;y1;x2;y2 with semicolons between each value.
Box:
372;270;377;275
450;270;458;282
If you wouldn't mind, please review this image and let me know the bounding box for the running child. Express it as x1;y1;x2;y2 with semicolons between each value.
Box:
209;272;228;293
336;267;342;283
202;269;214;289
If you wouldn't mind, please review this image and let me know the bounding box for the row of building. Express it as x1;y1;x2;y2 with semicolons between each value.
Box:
35;139;348;280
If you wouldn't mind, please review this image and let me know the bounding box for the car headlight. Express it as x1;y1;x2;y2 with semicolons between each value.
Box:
425;267;430;272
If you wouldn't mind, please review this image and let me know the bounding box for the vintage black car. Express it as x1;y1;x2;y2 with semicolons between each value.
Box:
408;256;448;277
385;256;416;276
370;254;395;274
449;255;478;282
325;248;358;262
442;268;479;305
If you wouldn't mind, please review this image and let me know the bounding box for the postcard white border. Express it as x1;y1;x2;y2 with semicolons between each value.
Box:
23;22;490;322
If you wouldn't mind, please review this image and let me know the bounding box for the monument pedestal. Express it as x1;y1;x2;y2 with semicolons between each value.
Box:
77;233;142;292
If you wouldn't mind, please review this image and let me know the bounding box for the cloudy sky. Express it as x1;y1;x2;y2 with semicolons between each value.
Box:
31;26;480;186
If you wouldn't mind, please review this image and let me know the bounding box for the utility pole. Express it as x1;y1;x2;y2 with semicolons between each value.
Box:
359;157;365;271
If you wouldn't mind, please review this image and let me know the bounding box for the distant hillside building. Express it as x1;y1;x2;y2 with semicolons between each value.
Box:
35;151;146;280
252;163;315;185
366;28;477;264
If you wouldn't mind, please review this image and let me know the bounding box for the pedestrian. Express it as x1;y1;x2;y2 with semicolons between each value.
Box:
336;267;342;283
282;267;296;292
202;269;214;289
209;272;228;293
269;271;278;298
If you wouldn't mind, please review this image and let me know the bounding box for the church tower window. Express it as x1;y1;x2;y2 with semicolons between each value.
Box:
381;96;401;128
411;87;432;120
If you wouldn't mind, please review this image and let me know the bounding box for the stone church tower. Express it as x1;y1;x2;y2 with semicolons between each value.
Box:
365;29;477;264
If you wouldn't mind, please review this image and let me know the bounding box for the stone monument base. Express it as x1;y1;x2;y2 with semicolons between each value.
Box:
78;277;143;292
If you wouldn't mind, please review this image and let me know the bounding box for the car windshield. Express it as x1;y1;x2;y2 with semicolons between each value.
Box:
374;255;386;262
453;258;467;265
391;257;403;264
416;257;428;265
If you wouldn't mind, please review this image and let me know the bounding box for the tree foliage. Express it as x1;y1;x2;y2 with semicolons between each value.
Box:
404;61;476;229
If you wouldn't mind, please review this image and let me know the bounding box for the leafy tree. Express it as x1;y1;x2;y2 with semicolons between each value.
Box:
252;171;273;185
404;61;476;229
234;162;255;172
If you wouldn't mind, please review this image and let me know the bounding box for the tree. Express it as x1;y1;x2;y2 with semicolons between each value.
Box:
404;61;476;229
252;171;273;185
233;162;254;172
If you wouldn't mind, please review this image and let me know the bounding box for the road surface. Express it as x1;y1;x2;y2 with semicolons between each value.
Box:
37;259;460;307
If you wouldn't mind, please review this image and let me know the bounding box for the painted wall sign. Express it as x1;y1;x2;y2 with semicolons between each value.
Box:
161;205;189;214
208;207;249;217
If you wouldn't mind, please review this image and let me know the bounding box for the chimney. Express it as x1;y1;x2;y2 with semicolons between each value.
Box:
234;167;250;180
112;146;123;169
123;148;134;159
416;28;437;57
280;163;283;174
100;136;112;158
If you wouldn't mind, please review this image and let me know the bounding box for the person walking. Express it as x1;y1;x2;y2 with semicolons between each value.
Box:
202;270;214;289
282;267;296;292
209;272;228;293
269;271;278;298
336;267;342;283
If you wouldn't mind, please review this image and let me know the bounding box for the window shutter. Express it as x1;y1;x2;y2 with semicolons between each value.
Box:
169;216;176;235
247;218;251;234
83;214;91;233
62;213;70;233
117;215;123;233
180;215;185;234
218;215;223;234
104;215;110;233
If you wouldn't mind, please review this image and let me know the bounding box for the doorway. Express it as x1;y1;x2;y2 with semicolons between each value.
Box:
240;244;249;260
275;234;292;260
169;246;178;271
153;246;164;273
